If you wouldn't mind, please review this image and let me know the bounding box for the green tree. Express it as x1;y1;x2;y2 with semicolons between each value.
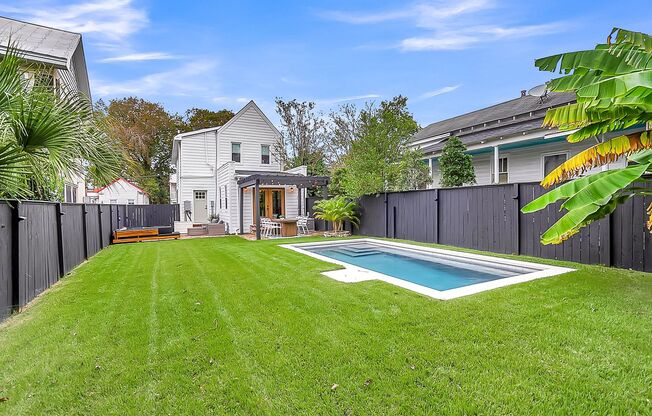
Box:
521;28;652;244
343;96;430;197
438;136;476;187
0;47;121;199
95;97;183;204
183;108;234;131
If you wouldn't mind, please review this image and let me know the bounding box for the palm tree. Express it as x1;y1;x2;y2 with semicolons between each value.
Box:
522;28;652;244
313;196;359;234
0;45;122;199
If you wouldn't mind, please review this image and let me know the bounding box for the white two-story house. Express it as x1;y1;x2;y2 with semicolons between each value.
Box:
171;100;326;235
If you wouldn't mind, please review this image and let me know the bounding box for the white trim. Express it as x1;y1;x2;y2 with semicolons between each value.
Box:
282;239;574;300
218;100;281;137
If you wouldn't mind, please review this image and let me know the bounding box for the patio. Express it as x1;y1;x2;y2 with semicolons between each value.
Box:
237;171;330;240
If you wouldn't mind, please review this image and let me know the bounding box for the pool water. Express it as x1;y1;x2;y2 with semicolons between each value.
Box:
305;242;538;291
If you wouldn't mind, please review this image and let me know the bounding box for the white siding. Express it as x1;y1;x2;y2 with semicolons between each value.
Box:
179;177;216;222
430;139;627;188
98;179;149;204
217;105;280;170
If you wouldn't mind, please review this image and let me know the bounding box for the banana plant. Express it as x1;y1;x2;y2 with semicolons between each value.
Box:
522;28;652;244
313;196;360;233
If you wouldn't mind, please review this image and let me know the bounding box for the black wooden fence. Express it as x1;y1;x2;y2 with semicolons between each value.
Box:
355;181;652;273
0;201;180;321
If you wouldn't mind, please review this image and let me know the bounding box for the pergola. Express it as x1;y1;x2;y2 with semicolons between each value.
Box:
237;171;330;240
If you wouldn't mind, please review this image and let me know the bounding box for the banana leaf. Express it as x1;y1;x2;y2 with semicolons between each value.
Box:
561;163;650;211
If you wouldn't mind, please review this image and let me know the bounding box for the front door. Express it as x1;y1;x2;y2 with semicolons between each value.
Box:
193;190;208;222
255;188;285;218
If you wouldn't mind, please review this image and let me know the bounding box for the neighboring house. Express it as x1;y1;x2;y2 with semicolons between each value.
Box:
171;100;315;234
86;178;150;205
0;16;92;203
412;90;642;188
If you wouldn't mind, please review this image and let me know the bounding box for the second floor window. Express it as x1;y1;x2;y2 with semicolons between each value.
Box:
231;143;241;162
261;145;270;164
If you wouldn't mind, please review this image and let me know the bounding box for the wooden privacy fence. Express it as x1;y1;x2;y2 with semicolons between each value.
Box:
355;181;652;273
0;201;180;321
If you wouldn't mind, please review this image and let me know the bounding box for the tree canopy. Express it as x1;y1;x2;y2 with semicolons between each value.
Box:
438;136;476;187
342;96;430;197
183;108;234;131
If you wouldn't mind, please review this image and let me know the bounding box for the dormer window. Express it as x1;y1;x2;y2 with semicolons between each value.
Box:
261;145;270;164
231;142;241;162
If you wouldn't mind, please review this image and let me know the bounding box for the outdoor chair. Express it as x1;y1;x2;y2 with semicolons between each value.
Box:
261;218;281;238
297;216;309;236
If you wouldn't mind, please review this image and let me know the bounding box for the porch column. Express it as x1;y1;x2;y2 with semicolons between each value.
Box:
254;179;261;240
493;145;500;184
239;186;244;234
297;186;302;216
322;185;329;231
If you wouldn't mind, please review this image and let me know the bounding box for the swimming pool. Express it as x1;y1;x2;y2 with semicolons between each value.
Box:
283;239;573;300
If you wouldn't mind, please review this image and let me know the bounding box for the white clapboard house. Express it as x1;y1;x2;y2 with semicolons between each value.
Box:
412;89;642;187
171;100;328;235
85;178;150;205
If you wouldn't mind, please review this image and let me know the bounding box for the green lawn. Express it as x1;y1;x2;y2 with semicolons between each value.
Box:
0;236;650;415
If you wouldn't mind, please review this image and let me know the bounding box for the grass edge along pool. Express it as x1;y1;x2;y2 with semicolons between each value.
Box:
282;239;574;300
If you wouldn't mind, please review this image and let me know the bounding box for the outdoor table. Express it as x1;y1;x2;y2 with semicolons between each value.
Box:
271;218;298;237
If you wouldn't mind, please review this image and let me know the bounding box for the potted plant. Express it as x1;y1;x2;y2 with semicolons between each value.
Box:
313;196;359;237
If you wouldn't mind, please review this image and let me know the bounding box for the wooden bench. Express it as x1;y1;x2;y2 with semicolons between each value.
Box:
112;228;180;244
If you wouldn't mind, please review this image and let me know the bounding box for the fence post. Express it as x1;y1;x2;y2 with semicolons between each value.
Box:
55;203;65;277
10;202;22;311
432;189;439;244
81;203;88;259
384;192;388;238
512;184;521;255
98;205;103;248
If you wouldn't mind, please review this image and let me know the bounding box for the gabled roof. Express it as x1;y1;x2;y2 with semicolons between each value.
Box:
219;100;281;137
95;178;149;196
413;92;576;151
0;16;91;97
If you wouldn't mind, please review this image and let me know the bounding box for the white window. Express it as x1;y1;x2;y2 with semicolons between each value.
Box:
218;187;222;209
261;144;270;164
492;157;508;184
543;153;568;178
231;142;241;162
128;199;135;205
110;199;117;204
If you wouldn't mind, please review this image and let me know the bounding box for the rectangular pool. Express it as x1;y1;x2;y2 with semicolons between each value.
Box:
283;239;573;300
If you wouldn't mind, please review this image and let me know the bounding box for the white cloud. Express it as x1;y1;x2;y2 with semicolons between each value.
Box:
0;0;148;40
319;1;565;51
99;52;180;63
314;94;380;105
400;23;562;51
93;60;219;97
419;84;461;99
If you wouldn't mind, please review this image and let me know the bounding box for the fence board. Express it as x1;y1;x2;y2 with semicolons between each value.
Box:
60;204;85;274
0;202;12;320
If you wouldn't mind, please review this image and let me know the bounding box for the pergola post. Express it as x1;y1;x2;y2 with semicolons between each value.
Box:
239;186;244;234
297;186;302;216
254;179;261;240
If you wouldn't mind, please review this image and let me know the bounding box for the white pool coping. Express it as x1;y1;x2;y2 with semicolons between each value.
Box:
281;238;574;300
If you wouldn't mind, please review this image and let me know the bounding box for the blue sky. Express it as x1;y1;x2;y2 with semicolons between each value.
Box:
2;0;650;126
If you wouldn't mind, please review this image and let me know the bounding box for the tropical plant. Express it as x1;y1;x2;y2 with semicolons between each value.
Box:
313;196;359;233
439;136;476;187
0;46;122;199
521;28;652;244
